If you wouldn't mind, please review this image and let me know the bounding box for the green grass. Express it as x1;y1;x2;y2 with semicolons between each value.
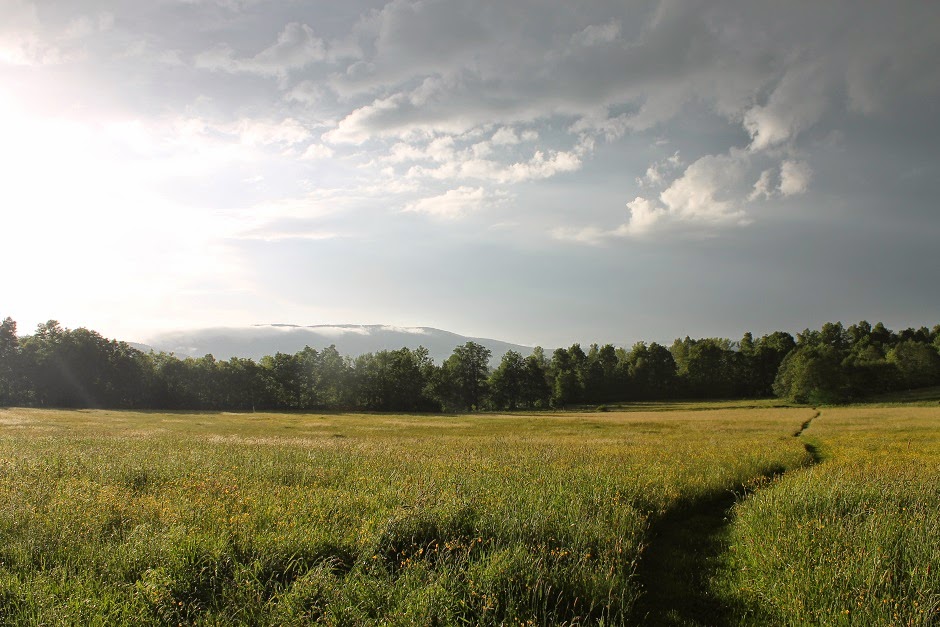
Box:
719;405;940;626
0;406;814;626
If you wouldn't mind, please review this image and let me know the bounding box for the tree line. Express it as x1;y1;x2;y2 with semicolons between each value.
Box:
1;317;939;412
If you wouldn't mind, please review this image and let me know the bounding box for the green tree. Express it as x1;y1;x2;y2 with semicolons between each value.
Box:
316;345;350;409
625;342;677;399
887;340;940;390
521;348;551;408
773;345;847;404
0;317;20;405
489;350;526;410
549;346;584;407
439;342;491;411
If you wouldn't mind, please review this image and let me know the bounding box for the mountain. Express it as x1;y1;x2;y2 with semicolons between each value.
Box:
143;324;537;365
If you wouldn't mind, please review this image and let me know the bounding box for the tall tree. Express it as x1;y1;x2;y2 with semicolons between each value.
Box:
0;317;20;405
489;350;526;410
439;342;491;411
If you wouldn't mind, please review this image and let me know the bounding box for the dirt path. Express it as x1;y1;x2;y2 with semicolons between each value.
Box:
630;411;822;626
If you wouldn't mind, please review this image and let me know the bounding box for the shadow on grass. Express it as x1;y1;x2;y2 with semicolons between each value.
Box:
629;471;782;627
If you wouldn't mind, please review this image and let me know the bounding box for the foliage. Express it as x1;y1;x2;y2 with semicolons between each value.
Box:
1;317;939;411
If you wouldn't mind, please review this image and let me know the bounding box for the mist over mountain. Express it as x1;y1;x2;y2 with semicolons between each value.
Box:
144;325;536;365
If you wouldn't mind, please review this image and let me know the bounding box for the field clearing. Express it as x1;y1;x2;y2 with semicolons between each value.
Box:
0;406;814;625
722;405;940;626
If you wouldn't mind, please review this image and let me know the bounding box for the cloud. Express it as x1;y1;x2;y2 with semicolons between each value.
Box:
490;126;538;146
571;20;621;48
403;186;505;219
233;228;339;242
380;325;427;334
637;151;682;187
655;151;749;223
0;2;111;66
404;146;582;185
748;169;775;201
743;64;829;151
620;197;666;235
195;22;329;77
559;150;754;242
309;325;370;337
301;143;334;160
778;160;812;196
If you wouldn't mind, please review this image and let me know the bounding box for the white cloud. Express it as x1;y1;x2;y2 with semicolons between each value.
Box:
619;197;666;235
405;147;582;185
748;169;775;201
233;118;311;146
302;143;334;160
638;151;682;187
233;228;339;242
403;186;504;219
380;325;427;334
491;127;522;146
778;160;812;196
743;64;829;151
657;152;749;223
311;326;370;337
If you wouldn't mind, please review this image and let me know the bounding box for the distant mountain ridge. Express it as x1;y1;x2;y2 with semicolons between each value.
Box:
143;324;536;365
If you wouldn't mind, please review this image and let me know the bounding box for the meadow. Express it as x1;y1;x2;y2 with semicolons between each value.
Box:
0;401;935;625
720;403;940;626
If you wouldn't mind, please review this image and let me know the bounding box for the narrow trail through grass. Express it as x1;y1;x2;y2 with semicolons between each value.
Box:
631;410;823;626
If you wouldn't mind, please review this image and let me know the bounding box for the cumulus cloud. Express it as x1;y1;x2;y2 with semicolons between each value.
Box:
620;197;666;235
560;150;755;242
490;127;538;146
748;168;775;201
778;160;812;196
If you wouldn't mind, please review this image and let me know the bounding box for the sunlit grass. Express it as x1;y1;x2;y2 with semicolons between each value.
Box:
0;406;812;625
721;405;940;626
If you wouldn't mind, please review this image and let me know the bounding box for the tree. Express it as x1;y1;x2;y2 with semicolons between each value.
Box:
549;346;583;407
0;318;20;405
773;345;847;404
261;352;304;409
439;342;491;411
748;331;796;397
489;350;526;410
683;338;736;398
887;340;940;390
316;345;350;409
521;348;551;408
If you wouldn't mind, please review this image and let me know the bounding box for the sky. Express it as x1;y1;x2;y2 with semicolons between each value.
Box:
1;0;939;349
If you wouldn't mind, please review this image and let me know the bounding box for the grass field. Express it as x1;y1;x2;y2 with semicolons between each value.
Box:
0;402;936;625
720;404;940;626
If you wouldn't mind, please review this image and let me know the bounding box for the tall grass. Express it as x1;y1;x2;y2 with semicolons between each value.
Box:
720;406;940;626
0;407;812;625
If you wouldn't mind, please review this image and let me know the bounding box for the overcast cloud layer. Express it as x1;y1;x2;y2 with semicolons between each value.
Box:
1;0;938;348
